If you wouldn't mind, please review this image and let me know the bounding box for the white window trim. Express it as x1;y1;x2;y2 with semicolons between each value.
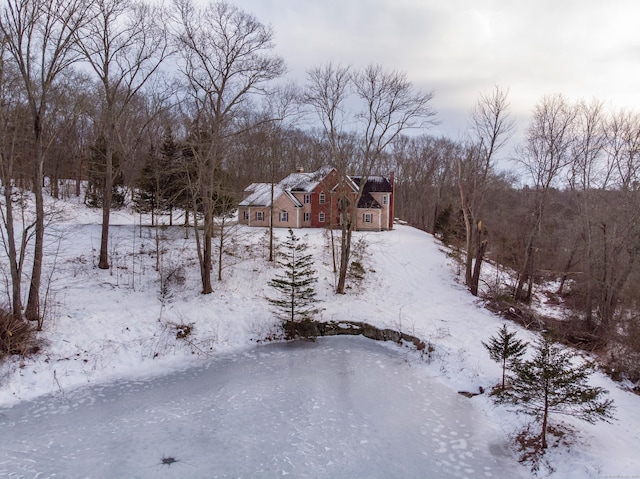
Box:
319;212;325;223
319;192;326;204
363;213;373;223
280;211;288;222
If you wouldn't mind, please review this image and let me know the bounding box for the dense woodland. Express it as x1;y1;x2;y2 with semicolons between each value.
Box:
1;0;640;384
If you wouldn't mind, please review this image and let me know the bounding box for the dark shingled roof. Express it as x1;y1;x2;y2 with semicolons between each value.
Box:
350;176;393;192
349;176;392;208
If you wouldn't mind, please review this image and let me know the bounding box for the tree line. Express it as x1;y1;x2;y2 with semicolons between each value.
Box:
390;95;640;381
1;0;639;382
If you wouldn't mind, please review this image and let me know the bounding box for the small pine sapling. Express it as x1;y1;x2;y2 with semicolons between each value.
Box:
482;324;528;391
498;335;615;451
267;229;320;329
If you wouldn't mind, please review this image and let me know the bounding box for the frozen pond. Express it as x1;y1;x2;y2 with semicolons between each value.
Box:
0;336;525;478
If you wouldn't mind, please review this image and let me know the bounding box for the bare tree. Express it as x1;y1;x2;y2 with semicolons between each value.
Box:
0;41;31;320
606;109;640;191
458;85;514;296
515;94;576;302
390;135;458;234
173;0;285;294
304;63;353;281
566;99;608;329
77;0;171;270
0;0;91;321
305;63;436;293
342;65;436;293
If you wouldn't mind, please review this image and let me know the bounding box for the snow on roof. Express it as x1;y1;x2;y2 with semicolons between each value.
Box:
279;172;319;192
239;182;303;208
280;166;335;192
239;183;277;207
240;167;336;207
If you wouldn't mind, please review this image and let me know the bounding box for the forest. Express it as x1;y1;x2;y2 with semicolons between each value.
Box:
1;0;640;385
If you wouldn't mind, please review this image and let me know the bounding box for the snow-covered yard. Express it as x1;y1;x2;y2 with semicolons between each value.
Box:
0;336;527;478
0;198;639;477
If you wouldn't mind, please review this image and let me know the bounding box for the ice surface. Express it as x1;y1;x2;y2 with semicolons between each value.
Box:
0;336;525;478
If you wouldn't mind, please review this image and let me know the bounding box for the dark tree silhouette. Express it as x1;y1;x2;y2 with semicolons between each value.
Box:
497;336;615;450
482;324;528;391
268;229;319;329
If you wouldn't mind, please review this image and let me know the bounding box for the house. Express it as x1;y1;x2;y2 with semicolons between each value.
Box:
238;166;394;231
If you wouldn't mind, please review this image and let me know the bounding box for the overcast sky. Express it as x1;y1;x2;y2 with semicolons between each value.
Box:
230;0;640;157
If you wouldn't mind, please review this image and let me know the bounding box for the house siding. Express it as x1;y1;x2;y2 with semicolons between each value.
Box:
291;192;312;227
238;167;394;232
310;169;340;229
272;194;299;228
355;208;383;231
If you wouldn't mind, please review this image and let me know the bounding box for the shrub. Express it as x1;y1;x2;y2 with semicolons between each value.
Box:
0;308;38;359
348;261;366;281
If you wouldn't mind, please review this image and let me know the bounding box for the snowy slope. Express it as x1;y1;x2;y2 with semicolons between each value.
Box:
0;199;638;477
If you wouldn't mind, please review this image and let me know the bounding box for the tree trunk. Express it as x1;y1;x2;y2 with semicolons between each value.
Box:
470;222;487;296
75;156;82;197
457;160;473;287
515;227;537;303
25;126;44;323
515;248;534;303
541;387;549;449
98;127;114;270
268;182;274;262
556;237;579;295
330;228;337;274
336;221;352;294
202;213;213;294
218;216;224;281
2;182;23;320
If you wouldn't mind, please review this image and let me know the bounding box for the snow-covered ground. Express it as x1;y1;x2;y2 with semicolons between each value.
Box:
0;197;639;477
0;336;527;478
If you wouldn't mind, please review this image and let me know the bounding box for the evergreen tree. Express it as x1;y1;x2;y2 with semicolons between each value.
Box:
497;335;615;450
482;324;528;391
433;204;454;244
135;136;183;224
268;229;319;328
85;135;125;209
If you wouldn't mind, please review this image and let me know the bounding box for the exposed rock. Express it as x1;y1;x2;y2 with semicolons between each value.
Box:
283;319;432;357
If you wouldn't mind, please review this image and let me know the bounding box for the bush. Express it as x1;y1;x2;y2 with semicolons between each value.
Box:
348;261;366;281
0;308;38;359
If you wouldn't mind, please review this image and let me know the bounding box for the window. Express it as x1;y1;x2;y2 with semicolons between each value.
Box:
319;212;325;223
256;211;264;221
304;194;311;204
382;195;388;206
280;211;288;222
363;213;373;223
319;192;326;204
243;210;249;220
304;212;310;222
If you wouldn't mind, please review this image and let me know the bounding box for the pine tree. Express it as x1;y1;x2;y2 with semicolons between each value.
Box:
135;136;182;224
497;335;615;450
482;324;528;391
268;229;319;328
85;135;125;208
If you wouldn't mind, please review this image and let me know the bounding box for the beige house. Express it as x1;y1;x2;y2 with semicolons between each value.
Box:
238;167;395;231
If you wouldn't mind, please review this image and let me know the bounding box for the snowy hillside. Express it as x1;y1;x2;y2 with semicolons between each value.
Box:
1;198;639;477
